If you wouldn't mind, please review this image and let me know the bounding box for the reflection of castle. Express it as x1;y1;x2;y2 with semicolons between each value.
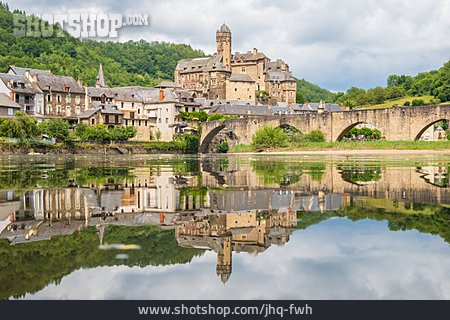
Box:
175;209;297;283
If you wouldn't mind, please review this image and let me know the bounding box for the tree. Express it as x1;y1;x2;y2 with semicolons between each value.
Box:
155;129;162;141
38;119;69;142
296;92;305;104
252;126;288;150
0;112;39;145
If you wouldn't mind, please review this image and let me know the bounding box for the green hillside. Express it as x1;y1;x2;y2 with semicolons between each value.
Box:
0;2;205;86
296;78;336;102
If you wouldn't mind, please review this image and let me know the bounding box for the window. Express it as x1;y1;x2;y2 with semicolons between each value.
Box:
91;118;95;125
130;112;135;119
7;108;14;116
165;118;168;123
115;115;119;123
15;95;19;103
47;95;51;102
242;67;245;72
105;115;109;123
132;103;134;108
138;109;140;114
158;118;161;123
57;95;61;103
121;102;124;108
234;88;237;92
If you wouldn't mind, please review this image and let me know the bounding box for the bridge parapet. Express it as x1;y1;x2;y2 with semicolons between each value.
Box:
199;105;450;153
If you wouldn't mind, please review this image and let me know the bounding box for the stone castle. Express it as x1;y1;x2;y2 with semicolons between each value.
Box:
174;24;296;105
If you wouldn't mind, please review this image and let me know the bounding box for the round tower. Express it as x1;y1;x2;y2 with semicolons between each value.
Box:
216;23;232;70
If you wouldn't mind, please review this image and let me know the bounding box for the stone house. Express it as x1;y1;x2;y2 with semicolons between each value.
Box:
78;102;124;128
225;73;256;103
6;66;86;125
0;73;43;116
0;93;22;118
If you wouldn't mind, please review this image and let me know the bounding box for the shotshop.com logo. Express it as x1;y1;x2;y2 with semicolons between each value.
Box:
13;13;149;38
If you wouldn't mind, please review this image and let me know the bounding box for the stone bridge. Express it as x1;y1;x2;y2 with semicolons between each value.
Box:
199;105;450;153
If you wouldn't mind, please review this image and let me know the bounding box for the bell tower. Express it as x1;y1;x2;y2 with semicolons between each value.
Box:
216;23;232;70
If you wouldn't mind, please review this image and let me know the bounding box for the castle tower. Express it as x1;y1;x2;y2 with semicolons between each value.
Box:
216;236;232;284
96;64;108;88
216;23;232;71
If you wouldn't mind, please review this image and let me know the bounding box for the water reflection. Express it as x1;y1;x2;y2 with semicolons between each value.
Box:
0;155;449;299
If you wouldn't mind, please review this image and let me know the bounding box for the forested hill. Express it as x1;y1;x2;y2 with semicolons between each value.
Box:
0;2;205;86
0;2;335;101
296;78;336;102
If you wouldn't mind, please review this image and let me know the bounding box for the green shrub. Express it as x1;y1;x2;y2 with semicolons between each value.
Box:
403;101;411;106
184;134;199;152
252;126;288;150
303;130;326;142
207;114;225;121
179;111;208;122
75;124;136;142
217;140;229;153
38;119;69;142
411;99;425;106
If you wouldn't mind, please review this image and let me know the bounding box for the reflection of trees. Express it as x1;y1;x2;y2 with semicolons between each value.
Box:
338;164;382;185
251;160;326;186
0;225;203;300
297;203;450;244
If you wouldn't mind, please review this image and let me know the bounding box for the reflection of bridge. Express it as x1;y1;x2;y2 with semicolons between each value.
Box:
201;163;450;205
199;105;450;152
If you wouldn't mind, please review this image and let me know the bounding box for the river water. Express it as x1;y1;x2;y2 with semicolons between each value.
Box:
0;154;449;299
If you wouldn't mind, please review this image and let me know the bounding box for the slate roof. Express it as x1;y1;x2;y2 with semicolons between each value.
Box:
78;102;123;119
209;103;272;116
228;73;255;82
34;73;84;93
0;93;22;108
271;105;292;115
7;66;51;76
265;60;288;72
155;81;180;89
232;51;268;63
266;71;295;82
175;54;229;74
0;73;42;94
218;23;231;33
298;103;341;112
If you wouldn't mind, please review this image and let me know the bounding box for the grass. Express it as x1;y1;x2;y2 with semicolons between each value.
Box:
361;96;450;110
362;96;435;109
229;140;450;153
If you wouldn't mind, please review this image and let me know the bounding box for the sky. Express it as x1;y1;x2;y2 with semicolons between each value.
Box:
8;0;450;91
21;219;450;299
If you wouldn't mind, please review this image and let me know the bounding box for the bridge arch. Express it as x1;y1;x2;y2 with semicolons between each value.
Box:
336;122;383;141
414;119;448;141
199;124;226;153
277;124;302;135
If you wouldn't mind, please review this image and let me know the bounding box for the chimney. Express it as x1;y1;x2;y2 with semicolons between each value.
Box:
159;90;165;102
9;91;14;101
252;48;258;54
77;78;82;86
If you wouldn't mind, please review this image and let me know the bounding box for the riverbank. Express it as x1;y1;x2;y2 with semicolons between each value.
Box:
0;142;194;155
229;140;450;154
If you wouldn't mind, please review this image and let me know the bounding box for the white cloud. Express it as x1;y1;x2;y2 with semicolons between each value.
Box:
9;0;450;90
21;218;450;300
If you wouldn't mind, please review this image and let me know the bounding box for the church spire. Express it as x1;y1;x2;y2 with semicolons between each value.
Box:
96;64;108;88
